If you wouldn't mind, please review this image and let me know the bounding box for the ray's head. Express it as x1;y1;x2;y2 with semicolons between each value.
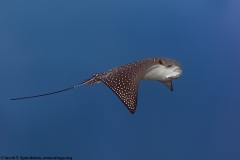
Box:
158;58;182;80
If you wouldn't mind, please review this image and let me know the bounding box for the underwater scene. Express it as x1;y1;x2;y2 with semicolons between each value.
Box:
0;1;239;160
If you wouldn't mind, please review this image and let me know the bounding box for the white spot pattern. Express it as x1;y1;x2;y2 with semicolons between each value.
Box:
98;58;158;114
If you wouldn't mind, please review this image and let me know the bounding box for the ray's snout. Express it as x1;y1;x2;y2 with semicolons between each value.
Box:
174;67;182;76
166;66;182;79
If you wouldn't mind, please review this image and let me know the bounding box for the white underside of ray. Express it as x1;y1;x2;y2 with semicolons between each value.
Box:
142;64;182;81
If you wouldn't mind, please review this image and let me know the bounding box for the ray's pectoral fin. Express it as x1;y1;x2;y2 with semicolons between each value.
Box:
161;80;173;91
100;72;140;114
102;80;139;114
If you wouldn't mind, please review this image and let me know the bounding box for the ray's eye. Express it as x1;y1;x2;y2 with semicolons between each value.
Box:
159;60;164;65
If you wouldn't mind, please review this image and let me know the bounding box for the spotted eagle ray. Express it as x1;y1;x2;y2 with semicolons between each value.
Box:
11;58;182;114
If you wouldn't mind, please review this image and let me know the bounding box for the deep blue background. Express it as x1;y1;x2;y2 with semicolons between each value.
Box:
1;1;240;159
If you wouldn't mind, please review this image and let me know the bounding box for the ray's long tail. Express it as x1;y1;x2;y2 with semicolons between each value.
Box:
11;85;78;100
11;74;100;100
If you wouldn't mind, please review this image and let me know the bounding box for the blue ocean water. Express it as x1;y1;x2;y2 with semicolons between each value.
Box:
0;1;239;159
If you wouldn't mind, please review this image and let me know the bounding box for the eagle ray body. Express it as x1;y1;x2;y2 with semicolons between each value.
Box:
11;58;182;114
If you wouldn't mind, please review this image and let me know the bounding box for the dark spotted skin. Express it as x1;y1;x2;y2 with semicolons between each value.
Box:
83;58;181;114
